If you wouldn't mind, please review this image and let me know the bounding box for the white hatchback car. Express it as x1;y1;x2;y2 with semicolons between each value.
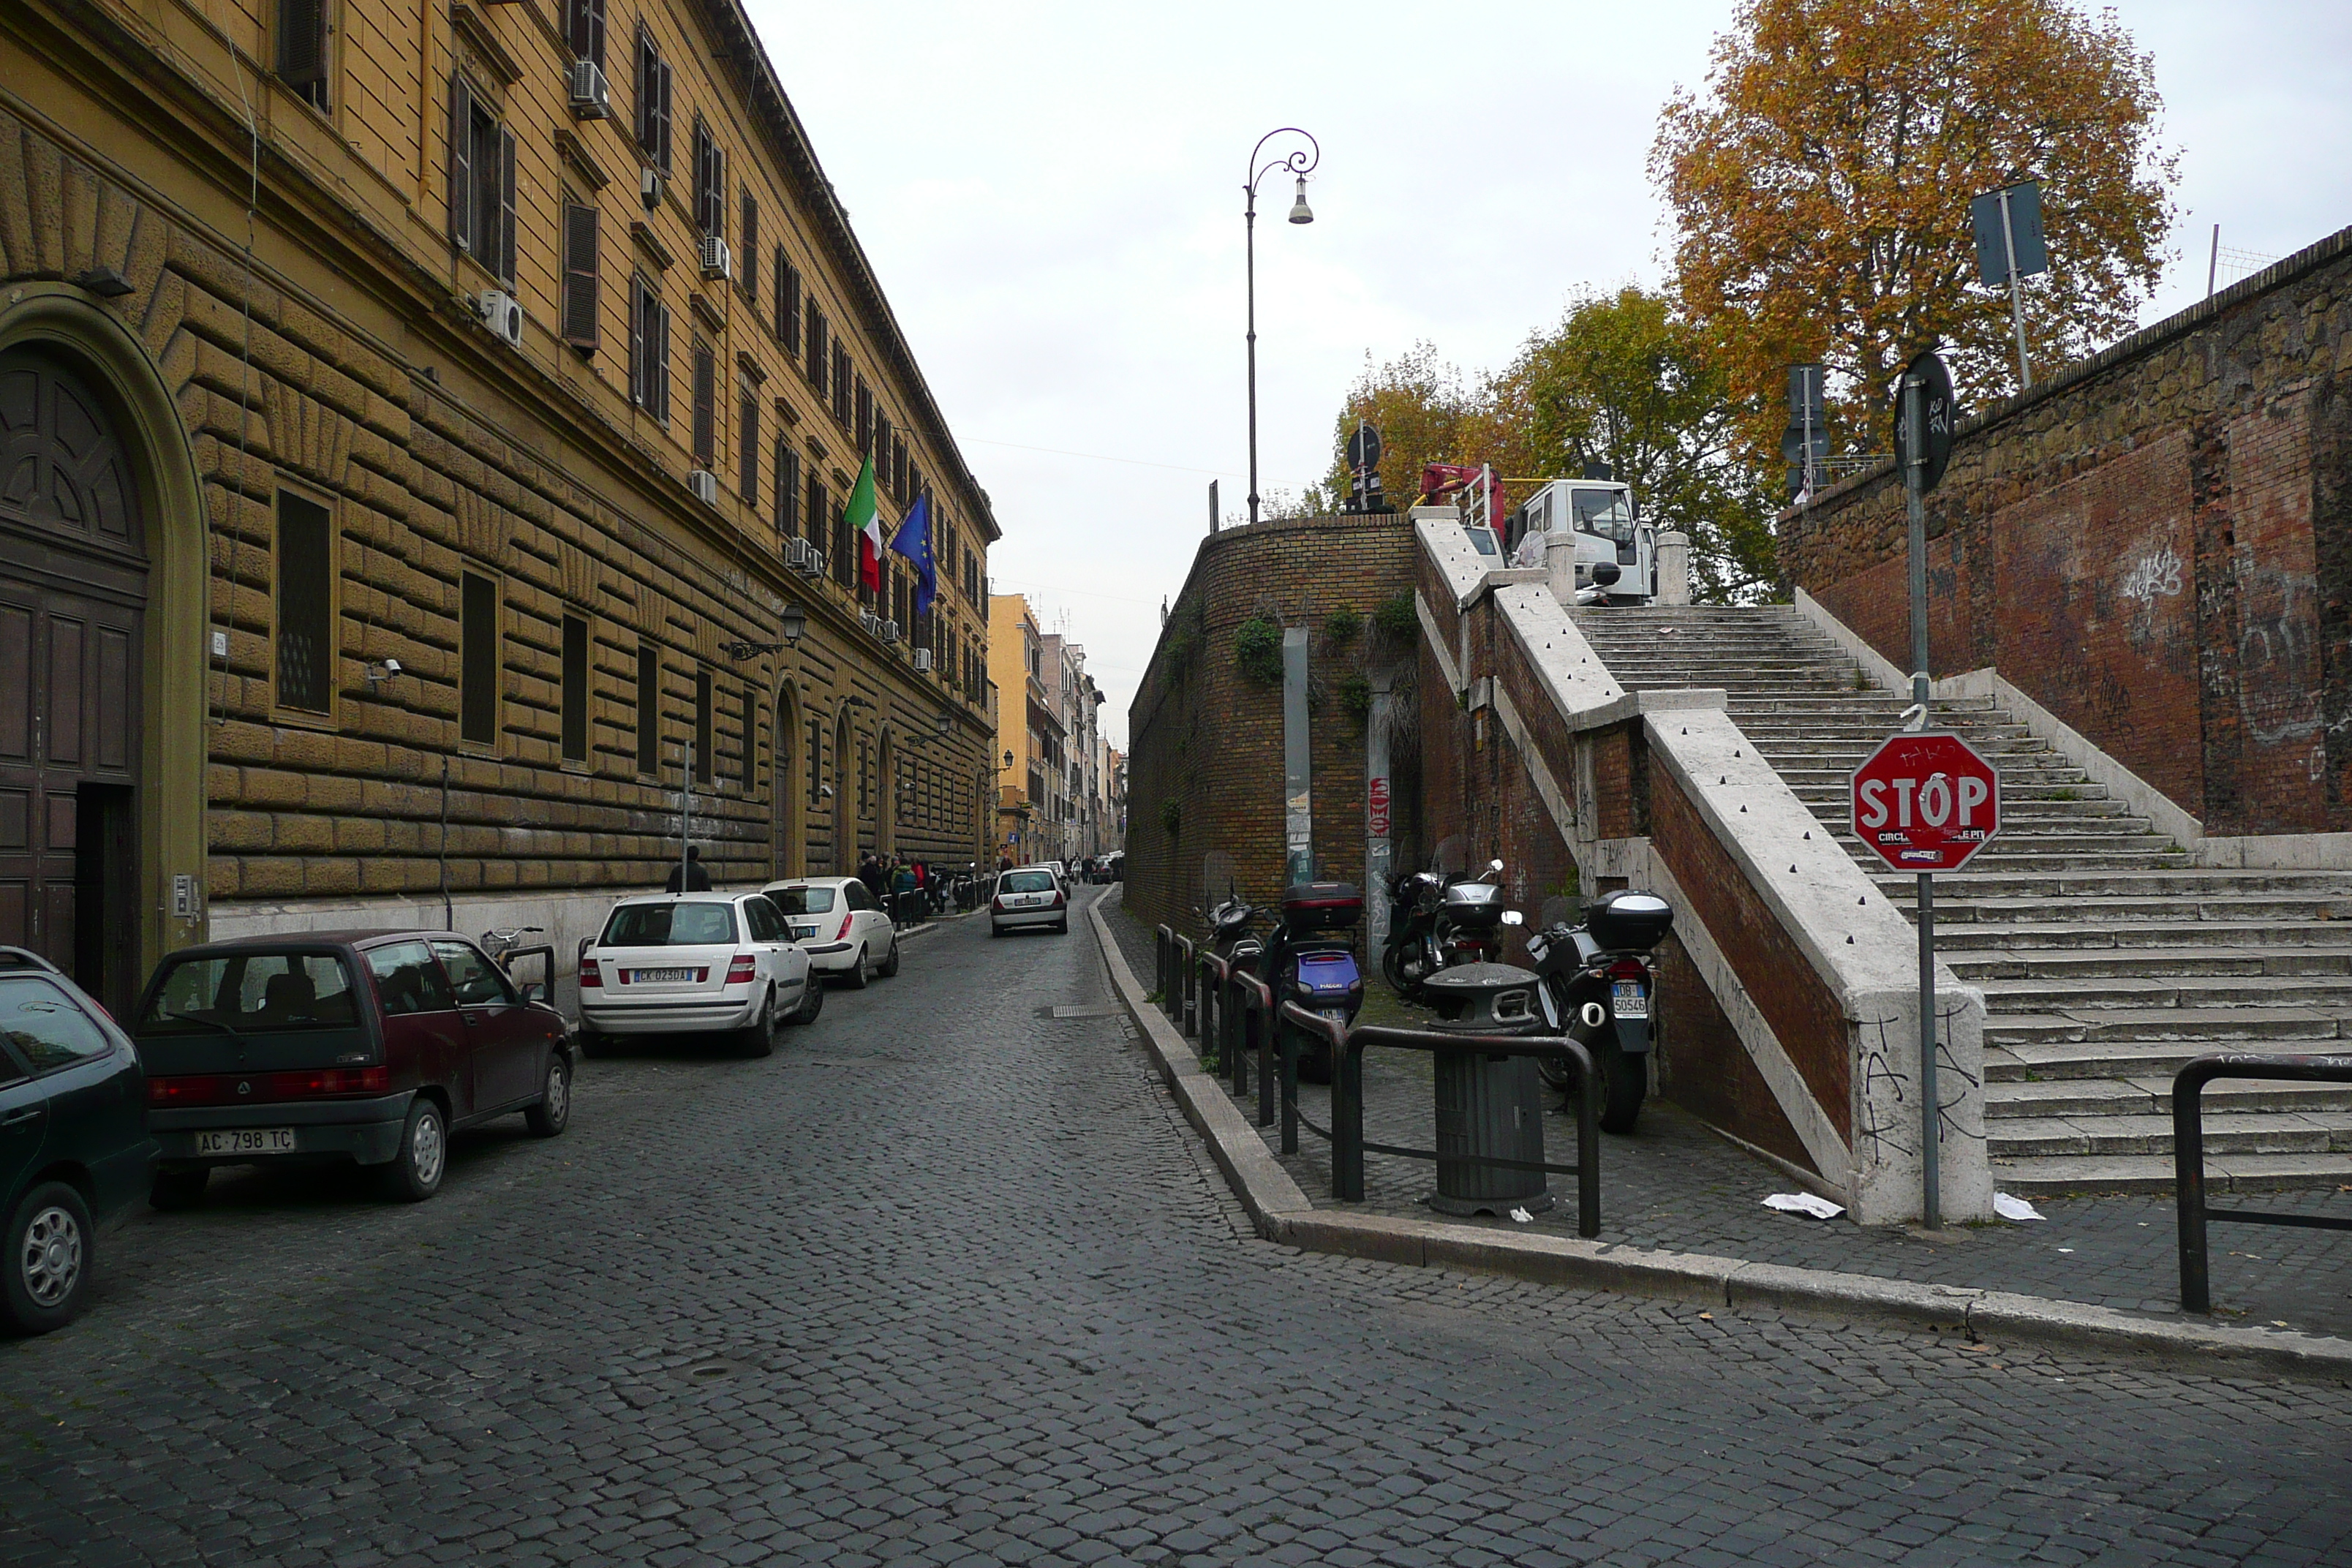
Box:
578;893;818;1055
761;877;900;988
990;865;1068;936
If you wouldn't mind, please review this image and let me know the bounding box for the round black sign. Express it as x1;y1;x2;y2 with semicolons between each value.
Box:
1345;422;1382;472
1891;350;1956;493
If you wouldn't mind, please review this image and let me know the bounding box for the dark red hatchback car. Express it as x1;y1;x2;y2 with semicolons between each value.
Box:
130;931;573;1205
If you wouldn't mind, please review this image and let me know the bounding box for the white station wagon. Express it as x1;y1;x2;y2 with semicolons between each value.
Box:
579;893;819;1055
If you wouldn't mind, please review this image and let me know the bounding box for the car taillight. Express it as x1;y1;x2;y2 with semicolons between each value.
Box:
991;897;1006;913
581;957;602;988
148;1066;391;1105
836;913;854;941
725;954;759;984
1050;890;1065;908
1608;959;1648;981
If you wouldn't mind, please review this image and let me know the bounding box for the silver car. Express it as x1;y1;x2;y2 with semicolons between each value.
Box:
990;866;1068;937
579;893;818;1055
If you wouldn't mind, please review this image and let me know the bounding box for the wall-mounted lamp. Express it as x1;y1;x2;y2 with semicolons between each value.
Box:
721;603;809;663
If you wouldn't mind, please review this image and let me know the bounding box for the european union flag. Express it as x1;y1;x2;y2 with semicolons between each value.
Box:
889;491;935;617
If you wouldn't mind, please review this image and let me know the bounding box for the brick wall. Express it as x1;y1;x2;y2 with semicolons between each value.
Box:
1782;225;2352;836
1125;514;1417;936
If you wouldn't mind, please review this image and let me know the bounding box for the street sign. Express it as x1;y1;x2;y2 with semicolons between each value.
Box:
1344;421;1382;472
1891;349;1956;493
1970;181;2048;287
1850;731;2001;872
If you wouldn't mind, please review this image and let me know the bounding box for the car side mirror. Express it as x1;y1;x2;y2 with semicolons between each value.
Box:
520;981;548;1006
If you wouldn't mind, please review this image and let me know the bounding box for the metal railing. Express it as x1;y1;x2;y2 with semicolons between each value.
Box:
1283;1003;1603;1239
2175;1051;2352;1313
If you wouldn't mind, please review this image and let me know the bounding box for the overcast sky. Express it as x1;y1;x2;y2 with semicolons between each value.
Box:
750;1;2352;750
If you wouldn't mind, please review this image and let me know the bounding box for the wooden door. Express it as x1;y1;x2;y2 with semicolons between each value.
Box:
0;350;146;1003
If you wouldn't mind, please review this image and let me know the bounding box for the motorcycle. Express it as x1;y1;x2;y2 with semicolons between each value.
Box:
1204;881;1365;1085
1382;858;1513;1002
1523;889;1675;1134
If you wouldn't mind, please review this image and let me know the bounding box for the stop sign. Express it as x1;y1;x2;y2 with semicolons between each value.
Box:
1850;731;2001;872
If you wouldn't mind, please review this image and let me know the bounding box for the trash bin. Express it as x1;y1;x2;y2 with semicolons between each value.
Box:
1424;962;1553;1217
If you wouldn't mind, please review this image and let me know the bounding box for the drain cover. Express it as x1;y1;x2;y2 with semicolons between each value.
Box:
1048;1005;1122;1020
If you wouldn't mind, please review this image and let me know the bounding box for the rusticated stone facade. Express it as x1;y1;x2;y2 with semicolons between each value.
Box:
0;0;996;1011
1123;514;1417;939
1780;225;2352;837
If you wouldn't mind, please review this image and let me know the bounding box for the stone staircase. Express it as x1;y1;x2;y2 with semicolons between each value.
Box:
1569;604;2352;1194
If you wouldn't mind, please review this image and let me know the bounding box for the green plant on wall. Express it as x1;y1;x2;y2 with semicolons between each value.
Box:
1373;593;1417;641
1235;616;1284;685
1338;674;1372;729
1324;606;1362;644
1161;799;1182;837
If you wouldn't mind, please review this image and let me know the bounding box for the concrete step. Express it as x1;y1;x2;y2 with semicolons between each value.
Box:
1976;973;2352;1011
1989;1109;2352;1159
1991;1151;2352;1195
1937;920;2352;952
1986;1076;2352;1118
1878;870;2352;900
1950;946;2352;981
1900;894;2352;925
1983;1009;2345;1049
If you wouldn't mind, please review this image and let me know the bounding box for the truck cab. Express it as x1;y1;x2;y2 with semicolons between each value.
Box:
1506;478;1655;604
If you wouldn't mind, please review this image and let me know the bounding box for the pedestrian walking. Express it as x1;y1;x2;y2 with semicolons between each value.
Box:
664;845;712;893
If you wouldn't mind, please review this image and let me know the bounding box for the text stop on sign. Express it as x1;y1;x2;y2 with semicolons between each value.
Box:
1850;731;2002;872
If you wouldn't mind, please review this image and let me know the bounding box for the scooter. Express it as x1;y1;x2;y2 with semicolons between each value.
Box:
1263;881;1365;1085
1523;889;1674;1134
1382;858;1512;1002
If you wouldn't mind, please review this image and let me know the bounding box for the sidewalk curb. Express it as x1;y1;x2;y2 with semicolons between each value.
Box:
1087;892;2352;1379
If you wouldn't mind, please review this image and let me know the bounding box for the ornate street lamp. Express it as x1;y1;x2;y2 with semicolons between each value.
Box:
1244;127;1318;529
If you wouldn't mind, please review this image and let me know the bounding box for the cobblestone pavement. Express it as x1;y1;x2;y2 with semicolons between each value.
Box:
1105;902;2352;1340
3;888;2348;1567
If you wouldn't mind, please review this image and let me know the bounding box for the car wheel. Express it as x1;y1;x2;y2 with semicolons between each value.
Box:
844;944;870;990
525;1052;573;1137
378;1097;448;1203
576;1027;608;1060
735;988;777;1058
990;923;1004;938
1055;917;1069;935
148;1168;210;1212
879;938;900;979
788;976;824;1025
1;1181;94;1335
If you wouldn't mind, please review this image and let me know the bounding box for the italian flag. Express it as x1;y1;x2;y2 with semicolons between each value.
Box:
848;455;886;594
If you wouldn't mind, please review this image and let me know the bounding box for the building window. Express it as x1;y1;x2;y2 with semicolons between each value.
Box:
447;75;516;282
805;302;827;395
739;192;758;300
831;343;851;425
693;118;725;238
635;645;660;775
560;614;589;764
274;491;333;714
277;0;331;112
691;341;717;466
561;201;600;351
777;257;800;353
739;387;758;502
633;26;672;172
774;439;799;537
630;276;669;419
855;380;873;458
693;667;713;783
875;412;892;489
808;472;829;551
460;571;500;748
565;0;605;67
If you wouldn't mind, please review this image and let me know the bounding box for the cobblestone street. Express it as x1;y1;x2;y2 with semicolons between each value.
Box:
4;887;2348;1566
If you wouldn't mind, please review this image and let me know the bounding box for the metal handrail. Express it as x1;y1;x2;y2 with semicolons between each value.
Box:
2174;1051;2352;1313
1281;1003;1602;1239
1196;950;1229;1069
1175;934;1197;1034
1154;924;1173;1007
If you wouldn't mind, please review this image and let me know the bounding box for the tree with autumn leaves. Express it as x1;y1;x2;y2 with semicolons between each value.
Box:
1317;0;2176;601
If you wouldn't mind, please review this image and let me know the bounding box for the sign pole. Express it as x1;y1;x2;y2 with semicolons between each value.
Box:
1901;368;1941;1229
1998;186;2032;393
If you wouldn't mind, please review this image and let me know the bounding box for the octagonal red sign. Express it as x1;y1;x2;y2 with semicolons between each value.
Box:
1850;731;2002;872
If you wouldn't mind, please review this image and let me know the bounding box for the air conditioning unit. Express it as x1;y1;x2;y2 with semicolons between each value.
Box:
687;469;720;505
879;619;900;645
912;647;933;673
784;537;823;576
568;60;611;119
475;290;524;348
641;165;662;211
699;235;732;281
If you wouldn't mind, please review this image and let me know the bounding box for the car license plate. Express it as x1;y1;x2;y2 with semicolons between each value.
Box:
790;925;817;940
1612;980;1648;1020
633;967;696;983
195;1128;295;1156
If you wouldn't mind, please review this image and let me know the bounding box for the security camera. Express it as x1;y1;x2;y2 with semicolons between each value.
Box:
382;658;402;676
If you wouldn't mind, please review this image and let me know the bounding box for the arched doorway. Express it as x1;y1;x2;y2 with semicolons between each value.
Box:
875;729;897;859
771;681;802;879
832;706;853;873
0;346;146;1014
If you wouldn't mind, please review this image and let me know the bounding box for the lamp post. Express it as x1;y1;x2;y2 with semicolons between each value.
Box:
1244;127;1317;529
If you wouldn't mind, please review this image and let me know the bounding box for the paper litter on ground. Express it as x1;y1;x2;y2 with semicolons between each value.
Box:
1507;1207;1534;1224
1761;1192;1845;1221
1994;1192;2046;1222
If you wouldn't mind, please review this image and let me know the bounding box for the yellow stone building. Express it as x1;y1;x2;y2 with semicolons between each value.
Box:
985;594;1061;868
0;0;998;1012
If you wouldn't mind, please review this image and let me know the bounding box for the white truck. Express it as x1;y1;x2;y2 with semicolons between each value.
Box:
1504;478;1656;605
